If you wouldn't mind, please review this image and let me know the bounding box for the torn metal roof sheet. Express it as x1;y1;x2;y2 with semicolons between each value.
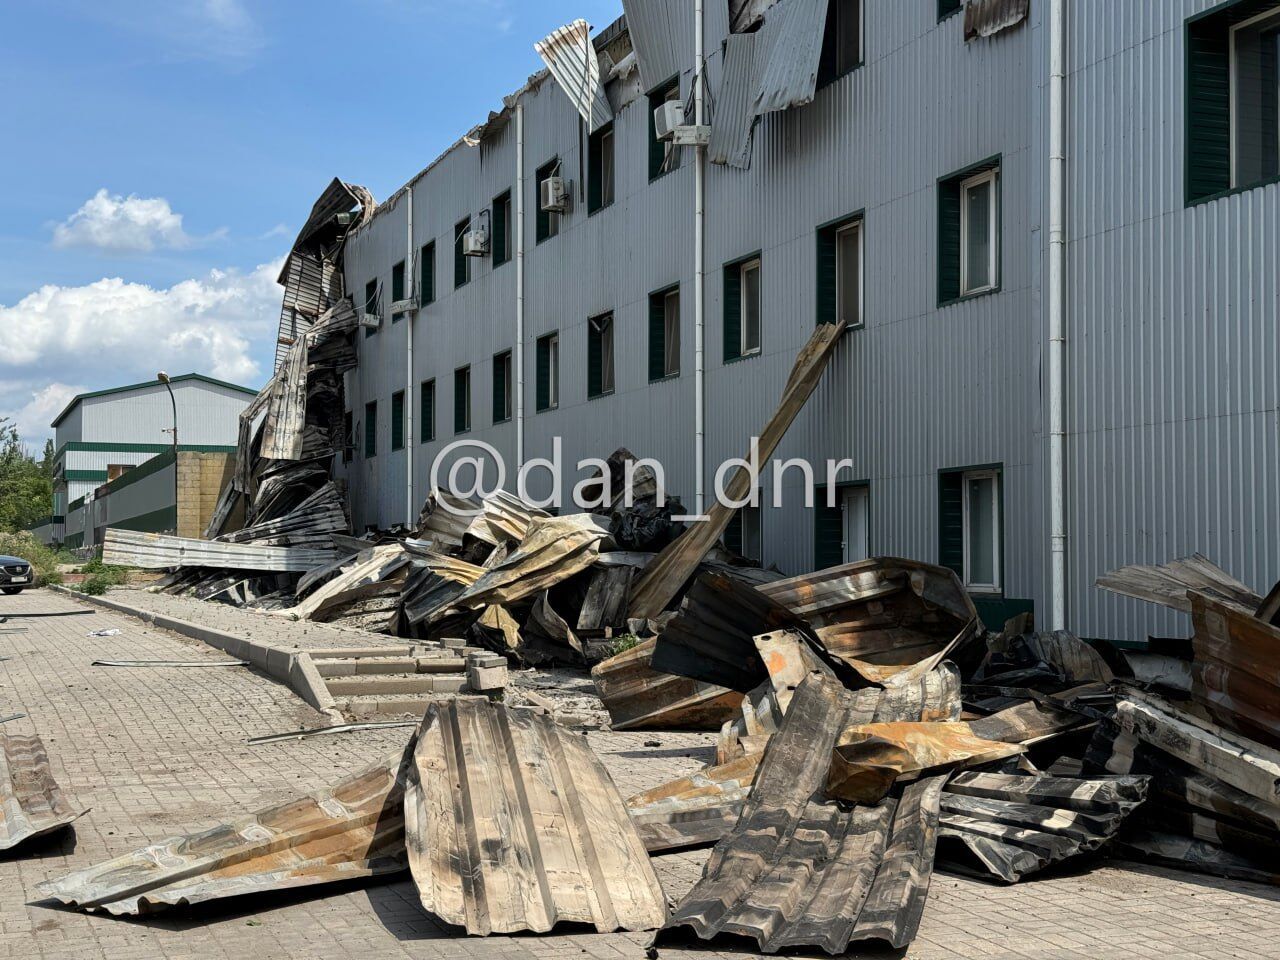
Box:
709;31;761;169
937;771;1149;884
753;0;830;117
0;735;85;852
621;0;682;92
591;637;744;730
658;672;943;953
404;699;667;935
626;755;760;853
730;0;782;32
535;19;613;133
103;528;336;573
38;750;409;914
963;0;1030;41
1095;553;1262;614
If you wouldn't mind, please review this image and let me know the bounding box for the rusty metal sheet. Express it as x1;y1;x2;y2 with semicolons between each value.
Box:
465;490;550;546
1095;553;1262;614
629;320;847;620
759;557;983;681
626;755;761;853
937;771;1148;883
980;629;1115;688
404;699;666;935
0;735;85;851
535;19;612;133
38;750;409;915
1190;590;1280;748
826;722;1024;805
657;672;944;953
968;698;1091;744
591;637;743;730
963;0;1030;40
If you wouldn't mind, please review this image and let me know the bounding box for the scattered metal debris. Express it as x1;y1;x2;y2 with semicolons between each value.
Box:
248;720;419;745
104;529;336;573
91;659;249;668
0;734;87;852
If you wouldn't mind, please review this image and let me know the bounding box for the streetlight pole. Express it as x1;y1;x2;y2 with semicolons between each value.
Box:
158;372;179;535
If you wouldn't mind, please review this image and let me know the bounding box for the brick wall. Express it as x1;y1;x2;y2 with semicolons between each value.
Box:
176;451;234;538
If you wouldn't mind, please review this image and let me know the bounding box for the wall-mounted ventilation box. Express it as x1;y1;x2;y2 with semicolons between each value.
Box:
540;176;569;213
462;225;489;257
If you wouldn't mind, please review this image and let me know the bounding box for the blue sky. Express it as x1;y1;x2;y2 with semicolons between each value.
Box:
0;0;622;446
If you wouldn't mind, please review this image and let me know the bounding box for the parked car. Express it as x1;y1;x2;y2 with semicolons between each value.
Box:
0;555;34;594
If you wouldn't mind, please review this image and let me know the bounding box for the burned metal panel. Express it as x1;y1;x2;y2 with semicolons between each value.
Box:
968;697;1090;744
404;699;666;935
288;544;409;620
658;673;943;953
752;0;830;118
1190;591;1280;748
1095;553;1262;615
963;0;1030;41
0;735;85;851
621;0;682;92
591;637;744;730
535;19;613;133
627;755;760;853
103;528;336;573
39;750;408;915
938;771;1147;884
709;31;762;169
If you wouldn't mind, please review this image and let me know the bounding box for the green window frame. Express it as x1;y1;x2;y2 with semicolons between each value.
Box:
391;390;405;451
535;158;561;243
937;155;1001;307
420;379;435;443
492;350;512;424
587;312;615;399
938;0;962;20
938;464;1003;594
454;218;471;288
536;332;559;412
816;212;863;327
363;279;378;338
363;401;377;458
648;284;680;381
454;366;471;434
723;252;762;362
588;122;615;213
419;241;436;305
648;78;682;181
390;261;405;321
817;0;863;88
493;190;512;266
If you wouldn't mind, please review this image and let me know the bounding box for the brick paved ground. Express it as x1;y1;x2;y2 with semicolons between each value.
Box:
1;588;1278;960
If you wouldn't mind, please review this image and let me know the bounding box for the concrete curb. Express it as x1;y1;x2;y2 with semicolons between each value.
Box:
51;586;340;720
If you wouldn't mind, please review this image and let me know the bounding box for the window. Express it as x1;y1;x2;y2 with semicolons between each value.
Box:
454;217;471;287
536;159;561;243
648;286;680;380
588;122;615;213
818;0;862;87
493;350;512;423
454;367;471;434
420;379;436;443
939;467;1002;593
419;241;436;305
814;484;868;568
391;390;405;451
342;411;353;463
587;312;615;398
938;0;962;20
724;255;762;361
364;279;379;338
1187;2;1280;202
493;190;512;266
937;157;1001;304
391;261;405;321
106;464;134;482
816;215;863;327
648;78;682;180
536;333;560;411
725;507;762;562
364;401;377;458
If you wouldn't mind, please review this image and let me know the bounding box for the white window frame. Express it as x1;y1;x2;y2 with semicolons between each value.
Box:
546;334;560;410
591;313;615;396
600;127;615;207
1228;6;1280;187
739;257;762;357
835;219;863;328
961;469;1001;594
959;168;999;296
663;288;681;376
840;484;870;563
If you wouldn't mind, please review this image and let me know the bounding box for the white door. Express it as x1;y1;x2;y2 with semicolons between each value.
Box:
841;485;869;562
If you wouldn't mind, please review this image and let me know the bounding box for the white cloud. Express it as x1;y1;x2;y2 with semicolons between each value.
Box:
5;383;87;447
52;189;193;254
0;259;282;443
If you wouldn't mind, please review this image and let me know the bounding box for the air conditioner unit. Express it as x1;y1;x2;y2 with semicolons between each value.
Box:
463;224;489;257
390;297;418;315
359;311;381;330
654;99;684;142
540;176;568;213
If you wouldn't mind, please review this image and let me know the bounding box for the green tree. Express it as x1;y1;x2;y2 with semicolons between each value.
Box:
40;438;55;479
0;418;53;533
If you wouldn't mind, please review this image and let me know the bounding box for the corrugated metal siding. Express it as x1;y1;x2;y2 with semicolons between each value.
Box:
1065;0;1280;641
752;0;830;117
79;382;251;448
621;0;684;91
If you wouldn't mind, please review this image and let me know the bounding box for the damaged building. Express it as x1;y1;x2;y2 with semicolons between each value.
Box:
302;0;1275;641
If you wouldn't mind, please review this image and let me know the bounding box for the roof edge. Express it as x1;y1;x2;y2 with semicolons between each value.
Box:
50;374;259;429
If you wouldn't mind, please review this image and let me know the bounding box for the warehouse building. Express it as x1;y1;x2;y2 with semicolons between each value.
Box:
326;0;1280;642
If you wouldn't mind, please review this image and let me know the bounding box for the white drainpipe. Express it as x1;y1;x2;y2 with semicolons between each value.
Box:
516;100;526;471
1048;0;1067;629
405;185;416;527
693;0;706;516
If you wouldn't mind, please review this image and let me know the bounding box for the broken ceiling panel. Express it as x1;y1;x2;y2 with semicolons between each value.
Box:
753;0;831;117
0;735;85;852
535;19;613;133
591;637;744;730
963;0;1031;41
404;699;666;935
621;0;682;92
39;750;409;915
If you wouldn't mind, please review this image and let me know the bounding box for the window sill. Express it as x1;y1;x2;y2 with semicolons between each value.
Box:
965;586;1003;597
648;166;680;185
587;389;615;401
492;416;511;425
454;282;470;290
817;62;863;91
493;258;510;269
1186;173;1280;208
938;6;962;22
587;201;614;218
391;446;405;453
724;350;761;366
535;403;559;414
648;372;680;384
454;429;471;436
419;437;435;444
938;285;1000;309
